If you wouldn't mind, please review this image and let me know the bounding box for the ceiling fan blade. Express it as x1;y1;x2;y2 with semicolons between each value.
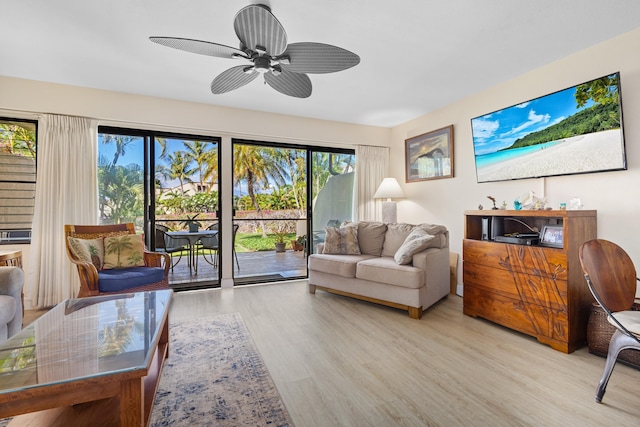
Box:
264;69;312;98
280;42;360;74
234;4;287;56
150;37;247;59
211;66;259;94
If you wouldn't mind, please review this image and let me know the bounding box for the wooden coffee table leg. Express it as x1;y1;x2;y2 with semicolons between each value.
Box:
119;378;144;426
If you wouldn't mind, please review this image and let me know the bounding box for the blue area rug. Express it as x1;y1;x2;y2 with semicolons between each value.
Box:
150;313;294;426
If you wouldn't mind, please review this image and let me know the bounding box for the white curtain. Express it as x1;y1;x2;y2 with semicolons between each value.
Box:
355;145;389;221
27;114;97;308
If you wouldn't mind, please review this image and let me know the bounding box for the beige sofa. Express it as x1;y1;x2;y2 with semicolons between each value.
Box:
308;221;450;319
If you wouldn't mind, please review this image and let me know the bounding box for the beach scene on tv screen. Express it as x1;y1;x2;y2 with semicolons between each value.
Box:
472;73;626;183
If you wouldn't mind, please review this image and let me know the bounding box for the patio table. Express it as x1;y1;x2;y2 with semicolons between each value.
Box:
167;230;217;274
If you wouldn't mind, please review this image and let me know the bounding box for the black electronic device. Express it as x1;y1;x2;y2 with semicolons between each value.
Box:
494;234;540;246
481;216;504;241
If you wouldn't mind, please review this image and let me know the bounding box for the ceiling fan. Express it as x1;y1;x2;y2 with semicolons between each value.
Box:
150;4;360;98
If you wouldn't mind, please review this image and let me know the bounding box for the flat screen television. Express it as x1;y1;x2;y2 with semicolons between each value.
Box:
471;72;627;183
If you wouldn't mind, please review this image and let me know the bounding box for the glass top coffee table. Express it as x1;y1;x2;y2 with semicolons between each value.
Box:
0;289;172;426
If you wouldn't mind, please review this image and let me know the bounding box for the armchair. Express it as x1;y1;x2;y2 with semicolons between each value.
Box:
65;223;170;298
0;266;23;343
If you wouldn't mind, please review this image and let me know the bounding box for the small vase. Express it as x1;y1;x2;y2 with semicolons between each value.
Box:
188;223;199;232
275;242;286;253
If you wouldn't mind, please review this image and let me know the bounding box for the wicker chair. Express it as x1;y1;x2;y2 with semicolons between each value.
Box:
65;223;170;298
579;239;640;403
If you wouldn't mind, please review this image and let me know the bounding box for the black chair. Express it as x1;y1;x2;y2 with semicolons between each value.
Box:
199;224;220;267
155;226;189;271
579;239;640;403
198;224;240;270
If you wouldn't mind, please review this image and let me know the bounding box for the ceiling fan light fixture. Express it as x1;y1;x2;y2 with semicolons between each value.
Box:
253;56;270;73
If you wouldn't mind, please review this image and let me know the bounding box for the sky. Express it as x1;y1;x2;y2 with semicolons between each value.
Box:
471;85;593;156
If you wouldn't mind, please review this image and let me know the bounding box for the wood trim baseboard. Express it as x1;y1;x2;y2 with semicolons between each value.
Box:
310;284;422;319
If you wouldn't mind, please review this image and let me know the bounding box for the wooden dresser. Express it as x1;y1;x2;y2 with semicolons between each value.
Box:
462;210;597;353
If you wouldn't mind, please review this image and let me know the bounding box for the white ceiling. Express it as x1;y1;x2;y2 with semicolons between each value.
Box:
2;1;640;128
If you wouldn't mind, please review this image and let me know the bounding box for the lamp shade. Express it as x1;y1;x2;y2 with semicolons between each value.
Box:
373;178;406;200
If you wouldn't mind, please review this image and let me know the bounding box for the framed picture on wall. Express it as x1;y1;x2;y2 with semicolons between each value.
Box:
405;125;454;182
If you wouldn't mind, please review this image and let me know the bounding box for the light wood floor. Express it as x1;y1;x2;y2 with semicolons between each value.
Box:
167;281;640;427
24;282;640;426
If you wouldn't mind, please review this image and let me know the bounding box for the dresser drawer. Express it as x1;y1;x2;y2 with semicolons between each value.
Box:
463;239;567;281
463;284;569;341
463;261;568;311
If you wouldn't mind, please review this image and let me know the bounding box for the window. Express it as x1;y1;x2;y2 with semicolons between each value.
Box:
0;117;37;244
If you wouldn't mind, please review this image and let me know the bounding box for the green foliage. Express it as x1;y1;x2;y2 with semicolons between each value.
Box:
0;123;36;157
504;102;620;150
575;74;619;108
235;187;304;211
182;191;218;213
235;232;296;252
98;158;144;224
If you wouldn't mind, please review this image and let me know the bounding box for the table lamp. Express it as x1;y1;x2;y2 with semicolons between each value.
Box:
373;177;406;223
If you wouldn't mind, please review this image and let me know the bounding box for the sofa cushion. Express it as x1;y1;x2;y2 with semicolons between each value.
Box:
356;222;387;256
356;257;424;289
394;228;436;265
67;237;105;270
323;225;360;255
308;254;375;278
98;267;165;293
103;234;145;269
381;223;416;257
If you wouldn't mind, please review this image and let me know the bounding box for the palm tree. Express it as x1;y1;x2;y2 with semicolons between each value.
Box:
234;144;279;237
273;148;306;216
233;145;271;213
102;134;136;168
167;150;195;195
183;140;214;190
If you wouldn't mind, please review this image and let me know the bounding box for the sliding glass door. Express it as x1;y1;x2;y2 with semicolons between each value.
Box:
98;127;220;290
232;140;308;284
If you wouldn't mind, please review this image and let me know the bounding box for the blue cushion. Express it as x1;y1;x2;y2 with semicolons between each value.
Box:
98;267;165;293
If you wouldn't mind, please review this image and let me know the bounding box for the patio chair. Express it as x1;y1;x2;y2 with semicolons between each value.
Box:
579;239;640;403
199;223;220;267
155;225;190;271
197;223;239;270
65;223;170;298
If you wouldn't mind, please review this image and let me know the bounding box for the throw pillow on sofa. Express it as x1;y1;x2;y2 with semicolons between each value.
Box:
103;234;145;269
394;228;436;265
356;221;387;256
323;225;361;255
67;237;104;270
381;223;416;257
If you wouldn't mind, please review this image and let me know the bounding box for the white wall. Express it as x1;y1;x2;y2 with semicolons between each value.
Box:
390;28;640;287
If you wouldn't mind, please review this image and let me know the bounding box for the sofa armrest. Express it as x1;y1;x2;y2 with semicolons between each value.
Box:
0;266;23;300
412;246;450;290
0;266;24;338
